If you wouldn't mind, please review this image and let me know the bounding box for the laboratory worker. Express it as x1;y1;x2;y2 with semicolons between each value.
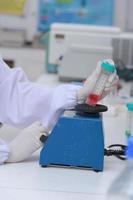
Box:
0;56;118;164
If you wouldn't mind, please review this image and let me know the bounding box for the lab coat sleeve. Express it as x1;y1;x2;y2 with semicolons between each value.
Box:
0;58;54;129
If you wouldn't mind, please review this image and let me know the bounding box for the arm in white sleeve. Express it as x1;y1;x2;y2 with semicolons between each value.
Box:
0;57;54;129
0;57;81;131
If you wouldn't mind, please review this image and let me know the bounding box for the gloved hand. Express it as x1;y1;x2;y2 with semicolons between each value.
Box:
42;84;82;132
77;59;119;104
0;138;9;164
7;121;47;163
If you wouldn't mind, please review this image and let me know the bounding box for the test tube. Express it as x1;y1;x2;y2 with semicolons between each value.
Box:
87;61;116;106
126;103;133;137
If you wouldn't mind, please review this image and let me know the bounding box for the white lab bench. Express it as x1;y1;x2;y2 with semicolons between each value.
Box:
0;153;126;200
0;73;129;200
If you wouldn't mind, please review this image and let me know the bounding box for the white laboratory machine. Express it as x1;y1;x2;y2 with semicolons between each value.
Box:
47;23;121;81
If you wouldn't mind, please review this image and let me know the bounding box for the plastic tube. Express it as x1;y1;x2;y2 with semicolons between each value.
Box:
87;61;116;106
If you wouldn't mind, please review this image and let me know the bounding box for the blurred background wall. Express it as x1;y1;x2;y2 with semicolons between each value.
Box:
0;0;133;81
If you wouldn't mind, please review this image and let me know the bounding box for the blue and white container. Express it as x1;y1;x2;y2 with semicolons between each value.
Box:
126;103;133;137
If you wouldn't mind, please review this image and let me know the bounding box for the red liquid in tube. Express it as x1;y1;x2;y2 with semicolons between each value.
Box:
87;94;101;106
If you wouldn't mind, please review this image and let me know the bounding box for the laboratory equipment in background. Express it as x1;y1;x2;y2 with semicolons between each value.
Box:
126;103;133;138
87;61;116;105
43;23;120;77
0;0;38;46
38;0;114;32
42;23;133;80
40;104;108;172
107;136;133;199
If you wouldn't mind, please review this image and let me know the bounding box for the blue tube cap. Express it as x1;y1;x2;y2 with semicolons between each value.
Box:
101;61;115;73
126;136;133;159
126;103;133;111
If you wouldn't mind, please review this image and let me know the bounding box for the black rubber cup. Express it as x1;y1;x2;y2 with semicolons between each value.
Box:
75;103;108;115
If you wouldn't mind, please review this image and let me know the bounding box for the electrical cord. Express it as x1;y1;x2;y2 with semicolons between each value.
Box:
104;144;127;160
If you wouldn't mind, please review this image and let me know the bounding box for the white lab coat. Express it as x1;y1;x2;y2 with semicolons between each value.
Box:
0;56;79;131
0;57;54;129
